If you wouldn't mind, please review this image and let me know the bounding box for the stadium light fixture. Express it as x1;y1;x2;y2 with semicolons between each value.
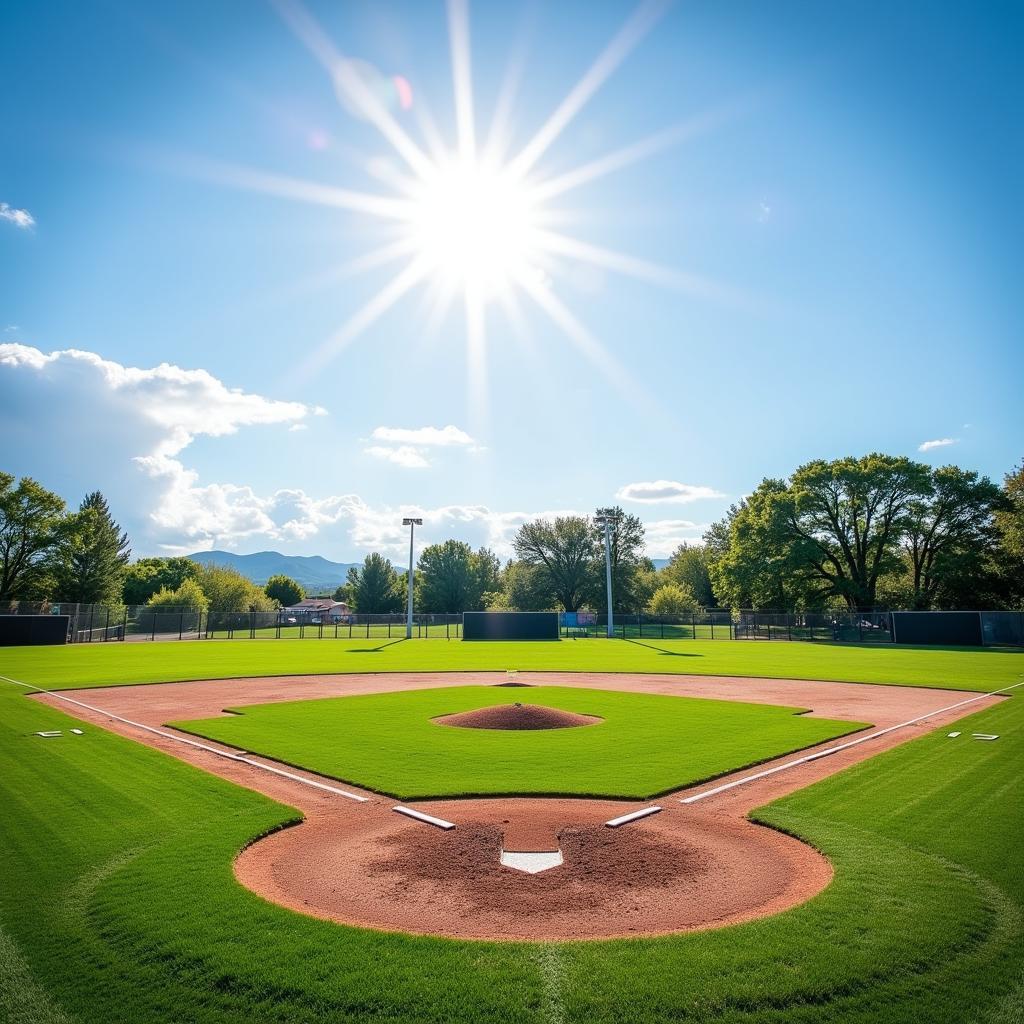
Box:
594;513;615;638
402;517;423;639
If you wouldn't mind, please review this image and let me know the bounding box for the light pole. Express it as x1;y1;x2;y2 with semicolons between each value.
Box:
595;513;615;638
402;517;422;639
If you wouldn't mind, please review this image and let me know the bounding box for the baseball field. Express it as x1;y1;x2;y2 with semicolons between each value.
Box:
2;637;1022;1023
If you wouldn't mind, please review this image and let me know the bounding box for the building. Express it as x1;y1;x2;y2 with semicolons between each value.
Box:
281;598;352;623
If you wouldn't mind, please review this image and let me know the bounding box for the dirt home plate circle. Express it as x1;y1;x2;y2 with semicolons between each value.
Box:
31;671;1006;942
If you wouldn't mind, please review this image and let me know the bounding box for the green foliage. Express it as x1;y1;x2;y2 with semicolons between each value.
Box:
146;577;209;611
264;573;304;607
0;471;76;599
662;543;715;606
176;686;862;799
123;557;201;606
649;581;698;614
707;455;1007;611
593;506;649;611
56;491;131;605
994;458;1024;606
346;552;402;612
514;515;597;610
192;563;274;613
415;540;500;612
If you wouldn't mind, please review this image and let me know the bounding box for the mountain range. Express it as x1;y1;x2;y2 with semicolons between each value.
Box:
186;550;360;592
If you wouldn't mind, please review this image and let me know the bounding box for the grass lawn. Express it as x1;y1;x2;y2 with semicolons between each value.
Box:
2;672;1021;1023
3;636;1023;692
171;685;864;799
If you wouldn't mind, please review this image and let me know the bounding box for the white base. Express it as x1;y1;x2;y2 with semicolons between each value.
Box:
500;849;563;874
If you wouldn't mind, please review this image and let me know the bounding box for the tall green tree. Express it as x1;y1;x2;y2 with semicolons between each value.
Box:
902;467;1001;608
416;541;499;612
649;582;699;614
662;543;715;607
0;472;75;600
123;557;201;605
514;516;596;611
57;492;131;605
345;553;402;613
593;506;648;611
494;560;550;610
993;458;1024;606
147;577;209;611
265;574;304;607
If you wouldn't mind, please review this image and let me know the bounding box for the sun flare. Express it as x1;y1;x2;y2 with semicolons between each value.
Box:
407;158;541;297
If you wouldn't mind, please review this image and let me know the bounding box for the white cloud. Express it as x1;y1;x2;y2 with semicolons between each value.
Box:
0;203;35;229
364;424;479;469
643;519;709;558
364;444;430;469
918;438;958;452
371;424;475;447
616;480;724;504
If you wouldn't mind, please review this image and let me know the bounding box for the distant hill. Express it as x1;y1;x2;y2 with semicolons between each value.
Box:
186;550;360;592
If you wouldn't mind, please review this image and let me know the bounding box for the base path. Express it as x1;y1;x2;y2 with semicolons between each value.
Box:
31;672;1005;941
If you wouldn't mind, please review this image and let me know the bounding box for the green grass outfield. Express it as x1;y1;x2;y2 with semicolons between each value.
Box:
2;668;1021;1022
172;685;865;799
3;635;1023;691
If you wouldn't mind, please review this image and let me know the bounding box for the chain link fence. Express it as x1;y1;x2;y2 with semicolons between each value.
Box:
2;600;1022;646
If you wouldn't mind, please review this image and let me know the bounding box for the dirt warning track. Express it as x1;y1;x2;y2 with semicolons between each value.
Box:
31;672;1004;941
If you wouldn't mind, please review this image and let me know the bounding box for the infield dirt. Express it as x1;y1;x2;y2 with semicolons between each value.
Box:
32;671;1003;940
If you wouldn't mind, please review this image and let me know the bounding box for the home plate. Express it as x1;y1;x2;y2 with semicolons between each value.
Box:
500;849;563;874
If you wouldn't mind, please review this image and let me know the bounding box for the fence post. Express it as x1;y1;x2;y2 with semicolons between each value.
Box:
788;616;792;642
151;612;156;642
858;617;863;642
179;612;184;641
367;618;370;639
122;608;128;641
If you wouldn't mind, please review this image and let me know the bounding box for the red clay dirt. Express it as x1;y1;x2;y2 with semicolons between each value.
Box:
435;702;602;730
31;671;1004;941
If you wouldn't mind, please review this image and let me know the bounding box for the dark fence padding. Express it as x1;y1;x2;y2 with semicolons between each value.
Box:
0;615;69;646
892;611;982;646
463;612;559;641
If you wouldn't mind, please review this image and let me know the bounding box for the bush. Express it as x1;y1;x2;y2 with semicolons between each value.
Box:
649;582;699;615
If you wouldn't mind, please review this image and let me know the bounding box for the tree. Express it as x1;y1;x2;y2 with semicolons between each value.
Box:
649;582;699;614
147;577;208;611
495;560;550;610
902;467;1001;608
662;543;715;607
194;564;274;612
57;492;131;605
993;459;1024;606
593;506;648;611
416;541;500;612
514;516;597;611
0;472;75;600
265;574;304;608
123;557;201;606
346;553;402;613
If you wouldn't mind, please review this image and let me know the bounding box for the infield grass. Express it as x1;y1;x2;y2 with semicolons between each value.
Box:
1;672;1021;1023
3;635;1023;691
171;685;865;798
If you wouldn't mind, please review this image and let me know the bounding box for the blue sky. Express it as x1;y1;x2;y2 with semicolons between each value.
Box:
1;0;1021;561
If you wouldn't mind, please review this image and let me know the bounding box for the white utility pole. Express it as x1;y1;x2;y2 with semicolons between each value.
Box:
596;514;615;638
402;517;422;639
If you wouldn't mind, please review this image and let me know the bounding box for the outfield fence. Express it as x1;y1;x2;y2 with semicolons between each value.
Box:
2;601;1022;646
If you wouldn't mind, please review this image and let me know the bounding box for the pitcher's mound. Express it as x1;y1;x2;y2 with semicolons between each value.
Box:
436;703;602;731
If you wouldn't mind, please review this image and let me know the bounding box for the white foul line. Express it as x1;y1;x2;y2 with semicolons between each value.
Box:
393;806;456;829
2;674;369;803
606;805;662;827
681;678;1024;806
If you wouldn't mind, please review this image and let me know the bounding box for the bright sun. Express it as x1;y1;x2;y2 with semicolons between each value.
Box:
408;158;540;296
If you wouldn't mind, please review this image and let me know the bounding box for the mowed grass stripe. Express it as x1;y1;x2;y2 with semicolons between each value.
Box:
1;676;1021;1022
4;636;1023;691
171;685;865;799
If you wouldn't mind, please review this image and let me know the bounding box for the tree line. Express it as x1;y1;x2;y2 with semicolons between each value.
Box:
2;452;1022;615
